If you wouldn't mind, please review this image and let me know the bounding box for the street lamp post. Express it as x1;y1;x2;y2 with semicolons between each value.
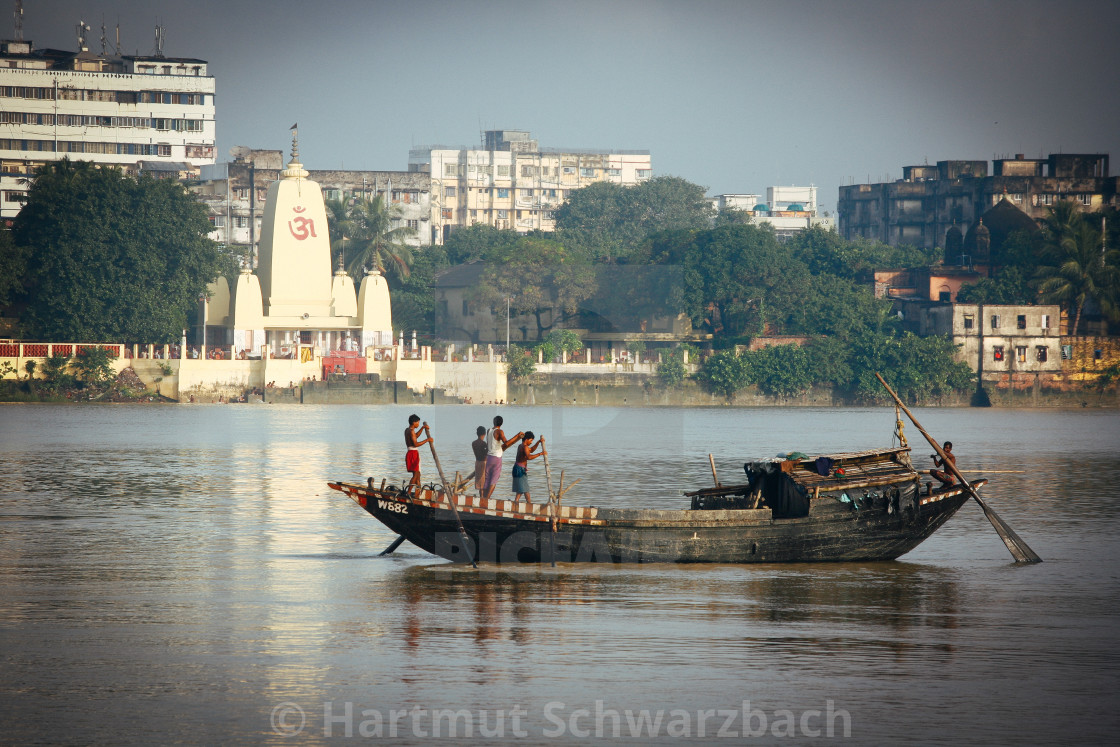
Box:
506;297;511;351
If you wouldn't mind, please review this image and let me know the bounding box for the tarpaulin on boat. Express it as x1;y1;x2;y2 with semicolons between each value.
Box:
743;461;810;518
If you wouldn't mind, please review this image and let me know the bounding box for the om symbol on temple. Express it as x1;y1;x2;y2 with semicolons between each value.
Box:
288;206;317;241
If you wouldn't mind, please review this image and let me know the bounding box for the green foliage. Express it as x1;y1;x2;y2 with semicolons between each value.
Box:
443;224;521;265
542;329;584;360
788;274;897;337
337;195;416;282
505;343;536;379
844;332;974;404
788;226;934;279
158;361;173;377
1035;202;1118;333
72;346;117;385
555;176;713;262
23;360;36;380
697;350;752;401
714;207;752;226
749;344;814;399
0;227;28;309
472;236;597;339
12;159;230;342
391;244;449;336
654;224;809;337
656;347;688;389
956;266;1036;305
41;354;74;392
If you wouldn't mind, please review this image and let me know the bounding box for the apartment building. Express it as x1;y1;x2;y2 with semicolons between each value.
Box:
915;303;1062;375
837;153;1119;250
194;149;433;261
0;31;216;220
409;130;651;243
712;185;835;239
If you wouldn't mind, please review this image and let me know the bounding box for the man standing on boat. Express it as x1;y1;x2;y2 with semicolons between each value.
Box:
405;414;432;494
512;431;546;503
472;426;488;494
929;441;957;490
482;415;523;500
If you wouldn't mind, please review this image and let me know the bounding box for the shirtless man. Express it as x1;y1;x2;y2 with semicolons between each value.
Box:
512;431;546;503
404;414;432;493
929;441;957;490
471;426;487;494
482;415;523;500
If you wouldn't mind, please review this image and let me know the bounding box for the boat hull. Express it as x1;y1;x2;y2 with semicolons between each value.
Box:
328;479;978;564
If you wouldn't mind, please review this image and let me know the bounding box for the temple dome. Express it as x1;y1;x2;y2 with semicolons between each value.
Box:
964;197;1039;257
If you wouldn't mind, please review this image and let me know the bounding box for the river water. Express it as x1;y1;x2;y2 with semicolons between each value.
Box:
1;403;1118;745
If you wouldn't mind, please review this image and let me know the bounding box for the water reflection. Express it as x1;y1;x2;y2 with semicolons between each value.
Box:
1;404;1118;744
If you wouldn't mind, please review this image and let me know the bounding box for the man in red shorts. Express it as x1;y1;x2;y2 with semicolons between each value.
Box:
405;414;432;493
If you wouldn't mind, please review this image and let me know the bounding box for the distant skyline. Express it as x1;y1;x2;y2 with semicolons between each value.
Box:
17;0;1120;212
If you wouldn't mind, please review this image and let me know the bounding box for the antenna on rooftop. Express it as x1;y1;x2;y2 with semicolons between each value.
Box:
14;0;23;40
100;18;108;55
154;24;165;58
76;20;90;51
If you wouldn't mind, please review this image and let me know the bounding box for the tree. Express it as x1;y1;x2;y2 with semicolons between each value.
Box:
956;266;1036;305
472;237;597;339
341;195;416;282
443;224;521;265
1035;204;1117;334
505;343;536;379
555;176;713;262
655;224;810;338
656;347;688;389
749;344;814;399
697;350;752;401
0;227;28;309
12;160;232;342
72;346;117;385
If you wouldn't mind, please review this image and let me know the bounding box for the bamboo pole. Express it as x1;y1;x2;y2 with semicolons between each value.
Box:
874;373;1041;563
708;454;721;487
422;423;478;568
542;436;557;568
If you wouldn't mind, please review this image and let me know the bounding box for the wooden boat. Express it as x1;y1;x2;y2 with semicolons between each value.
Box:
327;444;986;564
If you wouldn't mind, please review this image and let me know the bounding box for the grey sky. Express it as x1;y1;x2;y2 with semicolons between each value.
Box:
21;0;1120;213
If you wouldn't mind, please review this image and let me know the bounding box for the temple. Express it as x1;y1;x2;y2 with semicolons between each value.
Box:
201;127;394;359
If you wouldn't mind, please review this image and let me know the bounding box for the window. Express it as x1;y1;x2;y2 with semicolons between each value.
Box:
1095;349;1104;360
1017;314;1027;329
991;314;1001;329
497;188;509;199
442;208;453;220
520;188;533;197
462;300;471;316
1036;346;1048;362
938;290;951;303
497;210;508;220
208;215;225;227
1061;345;1072;360
1041;314;1050;331
3;190;25;203
637;169;652;178
497;165;510;177
608;168;621;176
520;165;537;177
963;314;974;330
580;167;595;177
1038;193;1053;206
235;217;248;228
1078;194;1092;206
562;166;576;175
407;219;419;229
444;186;456;197
993;346;1004;361
1011;193;1023;203
1016;346;1027;363
443;163;459;177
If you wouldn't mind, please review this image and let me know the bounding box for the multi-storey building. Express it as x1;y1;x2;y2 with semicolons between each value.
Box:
408;130;651;243
0;32;216;220
914;303;1062;375
712;185;835;239
837;153;1119;250
194;149;433;262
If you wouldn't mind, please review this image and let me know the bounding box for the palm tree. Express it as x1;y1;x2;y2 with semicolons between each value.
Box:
340;195;416;281
1035;204;1115;334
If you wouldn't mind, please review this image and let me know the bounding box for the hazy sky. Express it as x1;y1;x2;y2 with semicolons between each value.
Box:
20;0;1120;212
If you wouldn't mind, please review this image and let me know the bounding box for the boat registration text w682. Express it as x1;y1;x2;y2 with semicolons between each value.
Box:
377;499;408;514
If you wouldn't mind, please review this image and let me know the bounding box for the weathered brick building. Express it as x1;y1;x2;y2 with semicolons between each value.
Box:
838;153;1117;250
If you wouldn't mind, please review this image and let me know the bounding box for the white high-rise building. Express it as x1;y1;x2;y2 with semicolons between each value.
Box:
0;29;216;220
409;130;652;243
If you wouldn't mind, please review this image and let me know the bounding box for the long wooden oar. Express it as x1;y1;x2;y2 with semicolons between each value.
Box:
423;423;478;568
875;373;1041;563
541;436;557;568
379;535;406;556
